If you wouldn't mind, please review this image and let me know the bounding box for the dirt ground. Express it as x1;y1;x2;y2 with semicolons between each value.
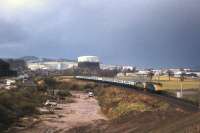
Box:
12;91;107;133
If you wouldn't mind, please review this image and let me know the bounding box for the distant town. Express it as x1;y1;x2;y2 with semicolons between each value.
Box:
0;55;199;91
1;55;200;77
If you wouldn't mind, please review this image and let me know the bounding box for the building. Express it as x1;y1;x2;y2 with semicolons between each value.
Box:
137;70;151;75
78;56;100;70
5;79;16;86
27;61;78;71
100;64;122;71
122;66;135;71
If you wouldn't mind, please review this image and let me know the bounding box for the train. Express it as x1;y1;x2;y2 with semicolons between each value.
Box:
75;76;162;92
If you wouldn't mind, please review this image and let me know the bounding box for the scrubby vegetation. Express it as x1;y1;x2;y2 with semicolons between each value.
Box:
0;77;76;132
57;90;72;98
55;78;100;92
56;78;170;120
0;87;47;131
95;87;169;119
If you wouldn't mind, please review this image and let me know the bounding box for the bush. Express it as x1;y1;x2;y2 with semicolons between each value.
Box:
95;87;169;119
57;82;71;90
57;90;72;98
0;105;16;129
0;87;46;131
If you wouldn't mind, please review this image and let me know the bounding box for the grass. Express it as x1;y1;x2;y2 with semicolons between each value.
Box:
95;87;169;119
152;76;200;104
112;102;147;116
119;75;200;90
158;80;200;90
116;75;200;104
152;75;200;90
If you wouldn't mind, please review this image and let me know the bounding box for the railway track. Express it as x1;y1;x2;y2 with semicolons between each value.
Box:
153;91;199;112
128;88;199;112
75;76;199;112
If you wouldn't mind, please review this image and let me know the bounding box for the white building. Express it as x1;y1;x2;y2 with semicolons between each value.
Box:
100;64;122;70
78;56;99;63
174;71;183;77
116;72;126;77
137;70;151;75
195;72;200;77
122;66;135;71
27;61;78;71
6;79;16;86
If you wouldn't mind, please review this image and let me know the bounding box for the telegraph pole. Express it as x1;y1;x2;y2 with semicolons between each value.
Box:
198;79;200;110
180;73;184;98
180;81;183;97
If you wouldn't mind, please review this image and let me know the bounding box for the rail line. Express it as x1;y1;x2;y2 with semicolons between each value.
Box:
75;76;199;112
135;89;199;112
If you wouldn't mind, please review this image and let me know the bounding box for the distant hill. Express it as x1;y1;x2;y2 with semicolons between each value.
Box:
20;56;39;61
55;58;77;62
20;56;76;62
37;58;76;62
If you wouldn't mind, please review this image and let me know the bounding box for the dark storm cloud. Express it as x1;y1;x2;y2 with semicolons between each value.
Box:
0;0;200;67
0;20;26;44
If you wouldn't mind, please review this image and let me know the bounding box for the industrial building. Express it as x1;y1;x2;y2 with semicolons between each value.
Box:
27;61;78;71
78;56;100;70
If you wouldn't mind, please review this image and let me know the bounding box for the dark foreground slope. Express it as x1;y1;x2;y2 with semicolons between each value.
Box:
67;110;200;133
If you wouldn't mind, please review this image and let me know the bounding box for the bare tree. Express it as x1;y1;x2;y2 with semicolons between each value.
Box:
44;77;57;96
148;71;154;81
166;70;174;81
180;72;185;82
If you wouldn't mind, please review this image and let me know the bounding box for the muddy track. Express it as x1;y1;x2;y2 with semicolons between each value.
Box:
12;91;107;133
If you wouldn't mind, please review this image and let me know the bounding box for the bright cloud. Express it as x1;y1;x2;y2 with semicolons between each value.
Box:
1;0;45;9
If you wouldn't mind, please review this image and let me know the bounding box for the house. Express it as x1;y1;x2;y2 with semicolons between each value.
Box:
6;79;16;86
122;66;135;71
137;70;151;75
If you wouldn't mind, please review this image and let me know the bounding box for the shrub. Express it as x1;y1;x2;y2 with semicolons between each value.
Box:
57;90;72;98
95;87;169;119
0;87;46;131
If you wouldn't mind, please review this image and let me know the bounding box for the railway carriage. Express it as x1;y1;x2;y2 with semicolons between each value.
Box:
75;76;162;92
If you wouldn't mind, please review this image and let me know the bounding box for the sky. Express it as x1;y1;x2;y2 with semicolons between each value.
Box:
0;0;200;68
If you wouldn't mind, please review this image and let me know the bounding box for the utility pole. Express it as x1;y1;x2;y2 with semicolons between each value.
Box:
180;73;184;98
180;81;183;97
198;79;200;109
